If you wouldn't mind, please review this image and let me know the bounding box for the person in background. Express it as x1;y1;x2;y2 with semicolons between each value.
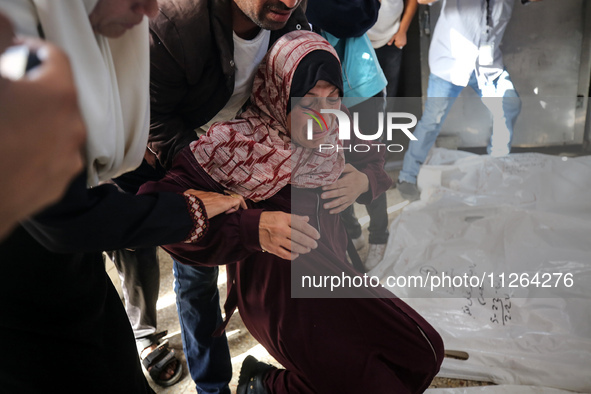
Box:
340;0;419;271
367;0;418;98
397;0;541;201
0;12;85;240
0;1;243;392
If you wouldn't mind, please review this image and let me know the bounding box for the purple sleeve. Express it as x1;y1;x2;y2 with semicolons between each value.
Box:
162;208;263;267
138;147;264;266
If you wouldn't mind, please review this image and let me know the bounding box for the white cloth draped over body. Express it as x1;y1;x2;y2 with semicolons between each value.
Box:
375;149;591;393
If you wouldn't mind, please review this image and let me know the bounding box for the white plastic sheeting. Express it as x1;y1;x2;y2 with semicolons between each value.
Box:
425;385;577;394
373;149;591;393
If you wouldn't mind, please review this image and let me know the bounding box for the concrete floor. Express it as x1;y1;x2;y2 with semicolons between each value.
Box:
106;172;491;393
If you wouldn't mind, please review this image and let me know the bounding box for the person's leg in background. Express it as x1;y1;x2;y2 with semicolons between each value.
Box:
375;43;403;99
475;70;521;157
173;261;232;394
340;92;387;259
108;158;182;386
110;247;159;341
397;73;464;200
363;191;389;270
109;246;183;386
340;204;365;250
356;43;403;269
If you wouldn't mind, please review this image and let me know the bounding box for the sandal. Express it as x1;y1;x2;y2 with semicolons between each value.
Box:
138;331;183;387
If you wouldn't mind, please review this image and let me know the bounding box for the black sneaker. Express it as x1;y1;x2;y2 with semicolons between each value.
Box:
396;180;420;201
237;355;275;394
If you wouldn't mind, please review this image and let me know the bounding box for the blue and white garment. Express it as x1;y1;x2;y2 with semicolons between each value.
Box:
428;0;514;87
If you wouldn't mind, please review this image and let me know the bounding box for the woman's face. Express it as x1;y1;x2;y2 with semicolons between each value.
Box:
287;80;341;149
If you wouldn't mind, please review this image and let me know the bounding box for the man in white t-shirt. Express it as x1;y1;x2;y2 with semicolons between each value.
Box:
197;28;271;135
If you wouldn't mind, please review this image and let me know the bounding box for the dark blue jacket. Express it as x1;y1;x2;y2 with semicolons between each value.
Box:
306;0;380;38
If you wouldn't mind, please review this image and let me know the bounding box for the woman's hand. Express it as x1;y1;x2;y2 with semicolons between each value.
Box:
320;164;369;214
184;189;247;217
259;212;320;260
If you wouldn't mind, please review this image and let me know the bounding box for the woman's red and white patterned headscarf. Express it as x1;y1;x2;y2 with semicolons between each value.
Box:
190;31;345;202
